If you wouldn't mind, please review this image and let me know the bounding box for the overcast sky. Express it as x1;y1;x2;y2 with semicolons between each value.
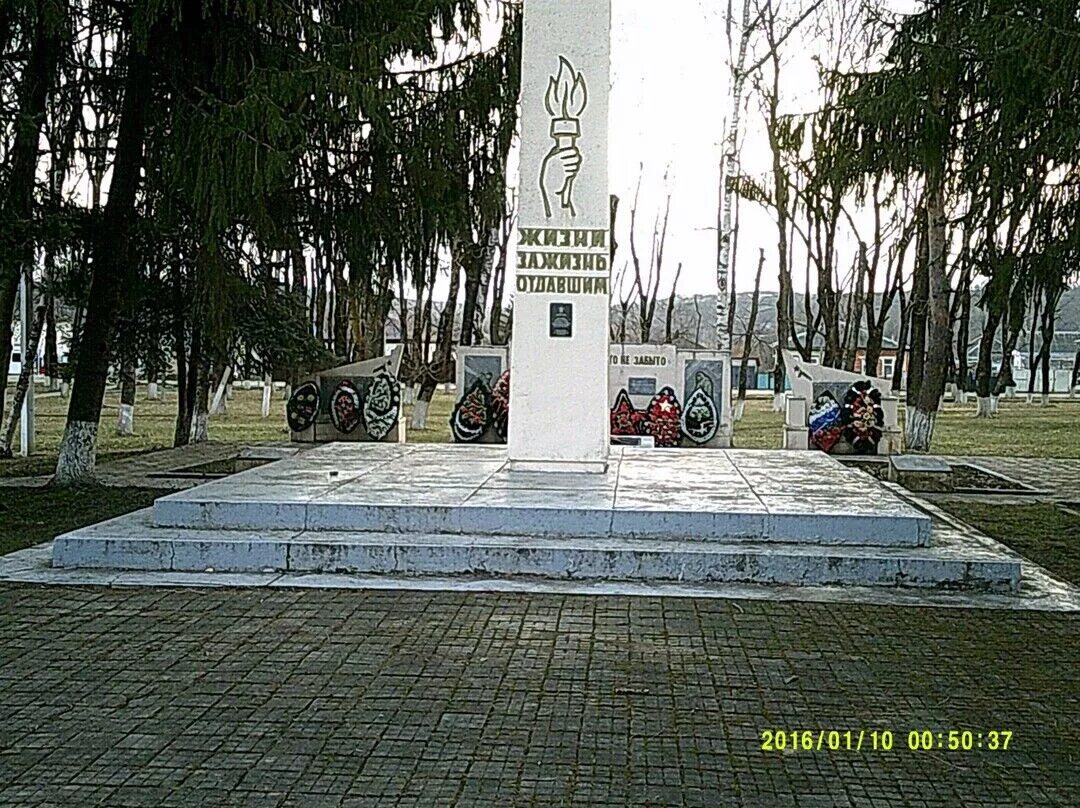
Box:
610;0;731;296
602;0;919;297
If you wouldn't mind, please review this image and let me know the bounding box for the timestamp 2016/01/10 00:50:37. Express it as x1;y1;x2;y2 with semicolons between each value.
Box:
760;729;1014;752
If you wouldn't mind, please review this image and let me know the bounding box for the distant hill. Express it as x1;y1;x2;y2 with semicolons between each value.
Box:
612;284;1080;357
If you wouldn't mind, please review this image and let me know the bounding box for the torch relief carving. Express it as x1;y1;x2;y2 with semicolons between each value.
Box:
541;56;588;218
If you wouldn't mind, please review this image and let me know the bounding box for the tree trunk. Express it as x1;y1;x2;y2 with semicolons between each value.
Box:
773;262;792;411
906;217;929;403
663;263;683;344
842;244;867;373
974;307;1002;418
458;237;486;348
261;372;273;418
891;292;908;393
716;2;753;356
488;216;513;347
1025;289;1043;403
735;249;765;422
332;256;349;359
210;365;232;415
55;42;152;485
955;265;972;404
357;280;392;361
193;358;210;443
767;52;793;412
411;259;461;431
0;0;63;433
314;246;329;348
174;324;199;448
117;356;136;436
44;294;59;391
0;294;46;457
864;322;885;380
1038;287;1061;406
290;241;307;302
411;380;436;431
993;283;1026;397
905;183;950;452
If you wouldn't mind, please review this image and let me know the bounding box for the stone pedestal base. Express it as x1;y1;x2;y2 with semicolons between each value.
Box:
508;459;609;474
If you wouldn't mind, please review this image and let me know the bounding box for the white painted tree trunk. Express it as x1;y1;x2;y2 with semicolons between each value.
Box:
281;383;291;401
403;385;416;406
1041;393;1050;406
54;421;97;484
1025;392;1033;405
733;398;746;423
772;392;785;412
715;4;753;358
193;413;209;443
261;373;272;418
60;381;69;399
990;395;999;415
147;382;161;400
117;404;135;436
210;366;233;416
411;398;430;430
975;396;993;417
0;297;45;456
904;408;935;453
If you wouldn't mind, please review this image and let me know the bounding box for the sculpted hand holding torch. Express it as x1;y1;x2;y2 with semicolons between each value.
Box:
541;56;588;218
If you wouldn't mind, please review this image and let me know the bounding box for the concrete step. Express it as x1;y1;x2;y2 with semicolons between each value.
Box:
53;511;1018;592
152;496;930;547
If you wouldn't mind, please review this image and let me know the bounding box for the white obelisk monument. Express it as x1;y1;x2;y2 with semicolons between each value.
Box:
508;0;611;473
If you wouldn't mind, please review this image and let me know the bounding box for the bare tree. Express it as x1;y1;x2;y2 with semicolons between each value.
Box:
612;262;633;343
663;262;684;343
411;259;460;430
734;248;766;422
628;165;673;344
488;200;516;346
724;0;827;408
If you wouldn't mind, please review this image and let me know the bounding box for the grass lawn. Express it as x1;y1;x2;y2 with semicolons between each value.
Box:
1;384;288;477
402;388;457;444
911;398;1080;457
721;395;1080;457
2;384;1078;481
0;485;168;557
938;501;1080;585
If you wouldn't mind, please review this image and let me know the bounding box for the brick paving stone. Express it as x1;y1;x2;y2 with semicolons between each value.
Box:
0;584;1076;806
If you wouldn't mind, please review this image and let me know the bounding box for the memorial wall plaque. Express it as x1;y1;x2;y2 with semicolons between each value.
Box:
549;303;573;338
627;377;657;396
683;359;725;421
463;355;503;392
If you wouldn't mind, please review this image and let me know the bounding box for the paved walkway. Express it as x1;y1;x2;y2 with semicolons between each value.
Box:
0;584;1076;806
946;456;1080;502
0;442;299;490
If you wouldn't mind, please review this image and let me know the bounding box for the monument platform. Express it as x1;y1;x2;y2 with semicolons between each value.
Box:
52;445;1021;591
